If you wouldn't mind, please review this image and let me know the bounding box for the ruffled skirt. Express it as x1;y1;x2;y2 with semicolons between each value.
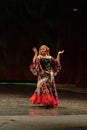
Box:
29;93;58;107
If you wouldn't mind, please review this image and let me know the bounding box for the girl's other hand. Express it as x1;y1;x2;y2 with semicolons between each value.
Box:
58;50;64;55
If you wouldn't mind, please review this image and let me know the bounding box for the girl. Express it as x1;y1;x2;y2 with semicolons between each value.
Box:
29;45;64;107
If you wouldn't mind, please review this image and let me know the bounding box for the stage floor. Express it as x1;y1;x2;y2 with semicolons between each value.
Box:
0;84;87;129
0;84;87;116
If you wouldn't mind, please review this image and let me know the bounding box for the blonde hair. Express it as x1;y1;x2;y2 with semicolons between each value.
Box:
39;45;50;56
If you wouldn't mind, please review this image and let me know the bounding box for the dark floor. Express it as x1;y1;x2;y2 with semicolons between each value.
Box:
0;84;87;130
0;84;87;115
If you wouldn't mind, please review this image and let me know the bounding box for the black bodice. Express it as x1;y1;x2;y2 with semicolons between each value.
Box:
40;58;53;71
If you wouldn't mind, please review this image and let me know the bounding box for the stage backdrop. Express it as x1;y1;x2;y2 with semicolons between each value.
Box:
0;0;87;87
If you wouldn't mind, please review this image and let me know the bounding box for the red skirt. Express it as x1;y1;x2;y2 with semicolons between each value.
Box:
29;93;58;107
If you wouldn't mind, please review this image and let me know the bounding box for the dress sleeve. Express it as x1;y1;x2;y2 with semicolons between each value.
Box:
29;58;42;76
52;58;61;76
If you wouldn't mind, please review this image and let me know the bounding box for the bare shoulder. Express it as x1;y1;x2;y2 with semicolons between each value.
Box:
37;55;42;59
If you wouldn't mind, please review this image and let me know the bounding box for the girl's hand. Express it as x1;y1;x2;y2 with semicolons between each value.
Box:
58;50;64;55
32;47;38;55
56;50;64;63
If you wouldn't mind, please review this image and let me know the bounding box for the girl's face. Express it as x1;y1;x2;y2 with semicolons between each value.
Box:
39;45;47;56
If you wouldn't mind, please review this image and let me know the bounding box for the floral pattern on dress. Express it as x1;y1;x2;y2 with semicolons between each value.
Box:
29;57;61;107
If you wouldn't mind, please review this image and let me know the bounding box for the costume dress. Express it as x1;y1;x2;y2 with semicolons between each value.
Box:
29;56;61;107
